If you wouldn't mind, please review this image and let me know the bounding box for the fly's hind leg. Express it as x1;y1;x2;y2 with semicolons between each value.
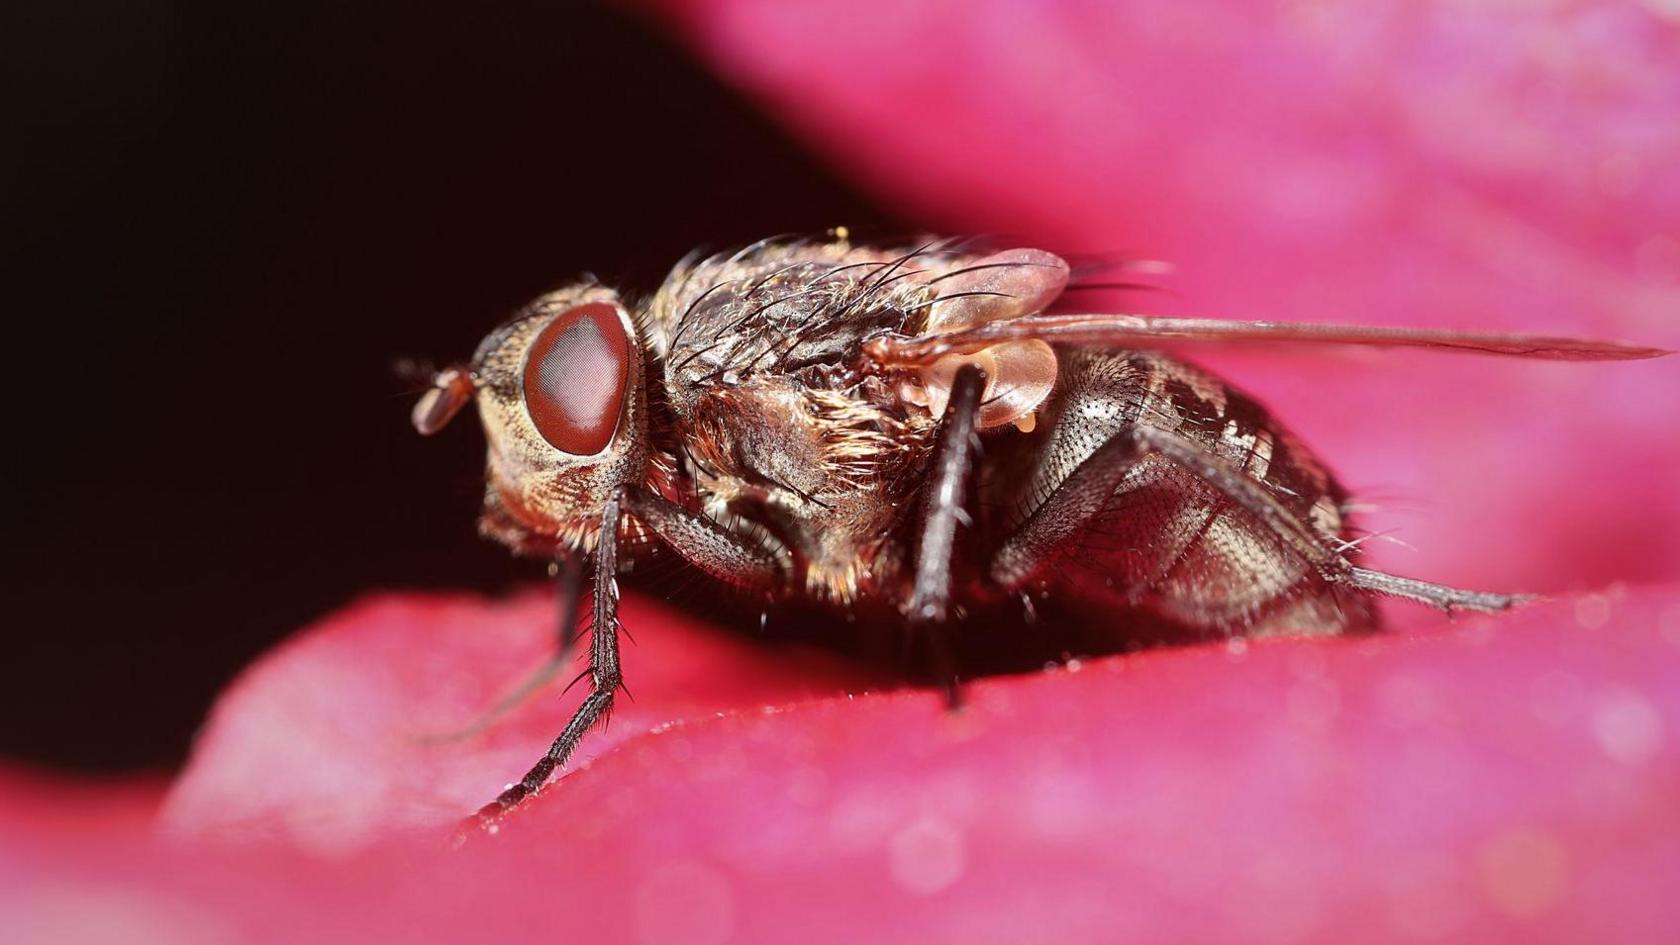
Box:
992;419;1524;618
907;363;987;708
1121;427;1528;613
993;421;1349;589
1346;567;1529;613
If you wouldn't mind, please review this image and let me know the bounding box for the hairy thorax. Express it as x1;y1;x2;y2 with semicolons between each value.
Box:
648;240;962;602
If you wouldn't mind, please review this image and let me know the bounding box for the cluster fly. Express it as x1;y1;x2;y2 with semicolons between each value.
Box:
413;232;1667;825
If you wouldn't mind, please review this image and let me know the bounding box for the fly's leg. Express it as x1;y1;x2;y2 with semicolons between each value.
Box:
907;363;986;707
418;551;586;745
553;550;590;659
467;488;791;826
990;429;1155;589
472;494;626;825
992;423;1523;614
1118;426;1341;569
1345;567;1529;613
1093;427;1525;611
622;489;788;593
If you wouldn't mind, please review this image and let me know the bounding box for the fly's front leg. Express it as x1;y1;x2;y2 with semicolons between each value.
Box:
473;494;626;824
553;550;589;660
419;551;586;745
470;549;589;728
908;363;986;707
468;488;790;826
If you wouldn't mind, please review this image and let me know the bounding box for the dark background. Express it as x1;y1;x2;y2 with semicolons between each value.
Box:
3;2;898;773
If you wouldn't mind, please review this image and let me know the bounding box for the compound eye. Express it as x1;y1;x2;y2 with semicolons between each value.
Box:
521;301;634;455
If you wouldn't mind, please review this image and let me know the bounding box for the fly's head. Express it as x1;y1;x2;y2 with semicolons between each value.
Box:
414;284;649;554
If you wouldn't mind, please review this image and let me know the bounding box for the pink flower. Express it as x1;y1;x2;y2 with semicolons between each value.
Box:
6;2;1678;942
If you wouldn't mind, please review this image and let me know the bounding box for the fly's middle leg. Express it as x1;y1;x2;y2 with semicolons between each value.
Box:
906;363;987;708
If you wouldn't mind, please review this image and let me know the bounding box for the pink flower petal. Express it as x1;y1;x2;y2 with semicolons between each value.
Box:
10;588;1680;942
161;590;896;845
647;0;1680;590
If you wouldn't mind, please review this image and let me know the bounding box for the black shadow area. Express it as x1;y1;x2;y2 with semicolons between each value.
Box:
2;1;900;772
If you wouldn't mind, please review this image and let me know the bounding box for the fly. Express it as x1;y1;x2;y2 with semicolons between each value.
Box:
412;233;1668;826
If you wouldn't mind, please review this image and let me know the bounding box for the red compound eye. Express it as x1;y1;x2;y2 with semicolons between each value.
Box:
521;301;633;455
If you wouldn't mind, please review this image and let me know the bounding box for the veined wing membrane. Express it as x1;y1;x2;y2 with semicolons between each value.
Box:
863;313;1671;366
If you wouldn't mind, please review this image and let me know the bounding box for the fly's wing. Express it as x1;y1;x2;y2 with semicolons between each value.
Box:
864;312;1671;367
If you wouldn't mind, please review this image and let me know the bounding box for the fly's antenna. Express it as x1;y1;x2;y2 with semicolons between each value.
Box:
411;364;477;434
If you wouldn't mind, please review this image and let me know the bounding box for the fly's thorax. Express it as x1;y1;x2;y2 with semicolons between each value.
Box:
648;238;1065;404
642;236;1078;601
470;284;652;552
651;244;895;405
679;376;934;602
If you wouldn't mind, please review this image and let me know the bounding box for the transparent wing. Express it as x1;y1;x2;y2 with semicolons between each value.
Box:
863;313;1671;367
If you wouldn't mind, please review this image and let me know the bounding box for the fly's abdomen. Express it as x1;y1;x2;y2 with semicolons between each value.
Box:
999;348;1373;635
